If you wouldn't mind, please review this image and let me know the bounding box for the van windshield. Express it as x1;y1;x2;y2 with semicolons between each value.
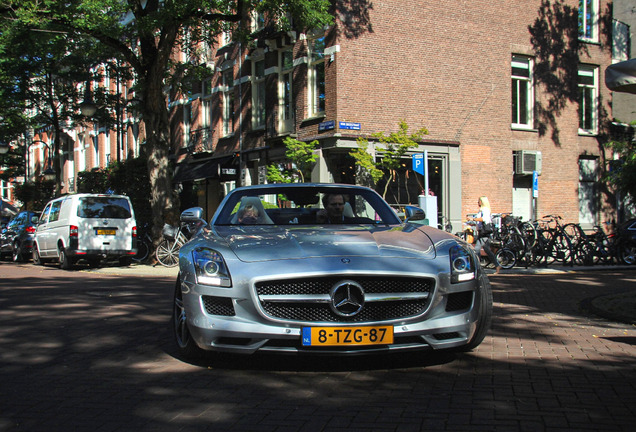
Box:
77;197;132;219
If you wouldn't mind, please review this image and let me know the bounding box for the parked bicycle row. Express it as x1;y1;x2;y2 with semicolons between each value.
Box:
458;214;636;270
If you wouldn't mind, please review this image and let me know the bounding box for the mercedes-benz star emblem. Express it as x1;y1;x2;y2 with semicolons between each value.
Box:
330;280;365;317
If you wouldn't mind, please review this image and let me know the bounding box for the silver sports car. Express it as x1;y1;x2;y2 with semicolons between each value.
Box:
173;183;492;358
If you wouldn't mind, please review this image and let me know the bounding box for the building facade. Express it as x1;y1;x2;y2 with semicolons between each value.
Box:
3;0;620;231
169;0;616;230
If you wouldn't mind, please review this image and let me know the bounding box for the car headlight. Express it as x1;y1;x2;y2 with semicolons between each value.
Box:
450;244;476;283
192;247;232;287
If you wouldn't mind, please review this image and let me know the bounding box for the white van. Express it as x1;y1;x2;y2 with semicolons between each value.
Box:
34;193;137;269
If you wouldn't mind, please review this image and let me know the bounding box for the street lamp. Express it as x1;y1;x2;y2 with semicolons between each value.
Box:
79;82;98;117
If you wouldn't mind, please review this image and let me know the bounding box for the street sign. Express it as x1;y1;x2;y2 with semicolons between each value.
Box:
533;171;539;198
412;154;425;175
319;120;335;132
339;121;361;130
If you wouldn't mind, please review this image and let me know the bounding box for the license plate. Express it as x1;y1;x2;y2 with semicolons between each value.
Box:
96;229;117;236
301;326;393;346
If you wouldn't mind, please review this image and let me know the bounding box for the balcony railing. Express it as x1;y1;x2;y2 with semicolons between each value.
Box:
188;127;215;154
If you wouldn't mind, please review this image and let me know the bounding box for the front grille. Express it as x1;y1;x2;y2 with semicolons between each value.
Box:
255;276;434;323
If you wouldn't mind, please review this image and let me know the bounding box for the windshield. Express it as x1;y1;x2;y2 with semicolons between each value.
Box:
214;185;401;226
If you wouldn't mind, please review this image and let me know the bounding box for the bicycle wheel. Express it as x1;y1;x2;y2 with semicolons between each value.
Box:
132;239;150;263
519;222;537;248
155;239;181;267
551;232;573;264
496;248;516;269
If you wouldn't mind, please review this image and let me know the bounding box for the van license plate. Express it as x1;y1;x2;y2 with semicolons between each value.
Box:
301;326;393;346
96;229;117;236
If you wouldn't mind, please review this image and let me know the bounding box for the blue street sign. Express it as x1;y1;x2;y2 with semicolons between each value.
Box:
319;120;335;132
412;154;425;175
338;121;361;130
533;171;539;198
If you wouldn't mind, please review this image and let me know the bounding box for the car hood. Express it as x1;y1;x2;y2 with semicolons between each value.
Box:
211;225;436;262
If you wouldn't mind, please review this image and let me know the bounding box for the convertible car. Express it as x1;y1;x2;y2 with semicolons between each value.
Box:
173;183;492;358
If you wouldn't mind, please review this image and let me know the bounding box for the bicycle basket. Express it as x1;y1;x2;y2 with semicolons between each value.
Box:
162;223;178;240
502;215;519;227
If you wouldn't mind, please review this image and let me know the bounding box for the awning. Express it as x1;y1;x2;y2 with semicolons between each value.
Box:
172;155;239;183
605;58;636;94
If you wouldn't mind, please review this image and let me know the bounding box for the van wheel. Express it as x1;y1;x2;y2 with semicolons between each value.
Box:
33;247;42;265
59;248;74;270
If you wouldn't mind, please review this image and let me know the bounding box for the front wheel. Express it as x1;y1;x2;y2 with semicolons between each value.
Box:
456;273;493;352
33;246;42;266
496;248;516;269
173;279;204;359
156;239;181;267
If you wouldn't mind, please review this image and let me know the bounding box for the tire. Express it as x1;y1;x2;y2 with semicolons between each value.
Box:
12;242;24;263
496;248;516;269
33;246;42;266
173;278;204;359
457;272;493;352
132;240;150;263
156;239;180;267
59;247;74;270
619;244;636;265
520;222;537;248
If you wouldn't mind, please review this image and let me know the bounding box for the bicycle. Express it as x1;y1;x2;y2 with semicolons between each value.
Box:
155;222;192;267
531;215;575;266
132;223;153;263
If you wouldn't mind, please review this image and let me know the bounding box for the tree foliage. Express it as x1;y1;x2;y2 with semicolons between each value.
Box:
267;137;318;183
605;123;636;209
0;0;333;239
350;121;428;198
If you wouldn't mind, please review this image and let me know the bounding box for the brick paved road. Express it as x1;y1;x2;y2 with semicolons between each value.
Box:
0;262;635;431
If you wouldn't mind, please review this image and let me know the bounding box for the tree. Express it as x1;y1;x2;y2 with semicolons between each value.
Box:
605;122;636;211
0;0;333;239
350;120;428;198
267;137;318;183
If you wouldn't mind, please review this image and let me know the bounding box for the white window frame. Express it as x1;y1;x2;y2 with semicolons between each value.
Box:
578;65;598;135
201;79;212;130
511;56;534;129
222;68;234;137
579;0;599;42
252;10;265;32
252;58;266;129
279;49;294;133
307;37;326;117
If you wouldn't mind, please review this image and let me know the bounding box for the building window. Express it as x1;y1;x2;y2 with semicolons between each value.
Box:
201;79;212;130
578;0;599;42
279;50;294;133
612;19;630;63
511;56;534;129
252;59;266;129
252;10;265;32
222;69;234;136
308;36;325;117
578;65;598;134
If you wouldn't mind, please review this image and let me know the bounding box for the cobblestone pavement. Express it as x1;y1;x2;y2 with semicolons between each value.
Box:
0;262;635;431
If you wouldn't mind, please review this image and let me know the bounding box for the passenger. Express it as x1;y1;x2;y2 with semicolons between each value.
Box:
237;205;259;224
467;196;502;274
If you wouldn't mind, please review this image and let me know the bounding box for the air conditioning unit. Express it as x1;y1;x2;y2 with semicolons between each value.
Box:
514;150;542;175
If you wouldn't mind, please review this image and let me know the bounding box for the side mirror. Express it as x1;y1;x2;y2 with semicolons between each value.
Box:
404;206;428;224
181;207;204;222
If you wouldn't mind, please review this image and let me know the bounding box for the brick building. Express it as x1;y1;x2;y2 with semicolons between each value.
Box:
169;0;617;231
